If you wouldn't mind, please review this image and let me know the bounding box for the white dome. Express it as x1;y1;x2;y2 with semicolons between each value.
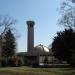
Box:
34;44;49;54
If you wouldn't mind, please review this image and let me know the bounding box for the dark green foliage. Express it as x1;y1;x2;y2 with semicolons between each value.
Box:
2;29;16;57
7;56;17;67
16;56;24;66
1;57;7;67
23;57;28;66
0;56;24;67
52;28;75;65
44;56;49;64
8;56;24;67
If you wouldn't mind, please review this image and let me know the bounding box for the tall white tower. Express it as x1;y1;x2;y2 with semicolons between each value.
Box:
26;21;35;53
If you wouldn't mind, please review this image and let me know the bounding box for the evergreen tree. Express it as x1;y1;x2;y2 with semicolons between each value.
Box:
52;28;75;65
2;29;16;57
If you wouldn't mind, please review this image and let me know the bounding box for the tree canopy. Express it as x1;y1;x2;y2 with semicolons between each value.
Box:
2;29;16;57
52;28;75;65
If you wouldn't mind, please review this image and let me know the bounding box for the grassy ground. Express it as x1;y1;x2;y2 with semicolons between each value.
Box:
0;66;75;75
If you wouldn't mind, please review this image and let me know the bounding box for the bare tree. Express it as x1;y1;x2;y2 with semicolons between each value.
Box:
58;0;75;30
0;15;16;36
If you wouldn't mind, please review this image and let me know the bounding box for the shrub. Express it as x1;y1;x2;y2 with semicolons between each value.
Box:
8;56;24;67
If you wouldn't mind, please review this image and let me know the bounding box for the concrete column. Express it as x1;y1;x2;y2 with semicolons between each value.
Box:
26;21;35;53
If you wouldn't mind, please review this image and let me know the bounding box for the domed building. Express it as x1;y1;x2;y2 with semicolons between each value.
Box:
34;44;50;54
25;21;56;66
22;44;54;66
18;21;70;67
19;21;55;66
33;44;54;65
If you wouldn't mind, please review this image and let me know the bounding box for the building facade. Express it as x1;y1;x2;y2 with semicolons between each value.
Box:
23;21;56;66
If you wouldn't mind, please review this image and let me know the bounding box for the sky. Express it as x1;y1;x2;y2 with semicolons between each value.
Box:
0;0;63;52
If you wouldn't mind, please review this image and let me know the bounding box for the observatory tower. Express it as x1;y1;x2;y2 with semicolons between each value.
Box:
26;21;35;53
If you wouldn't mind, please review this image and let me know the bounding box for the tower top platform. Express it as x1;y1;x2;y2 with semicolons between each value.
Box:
27;21;35;27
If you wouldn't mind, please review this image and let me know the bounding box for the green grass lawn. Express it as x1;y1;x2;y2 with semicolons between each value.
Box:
0;66;75;75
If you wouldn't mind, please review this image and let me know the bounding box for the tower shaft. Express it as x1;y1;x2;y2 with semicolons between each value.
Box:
27;21;35;53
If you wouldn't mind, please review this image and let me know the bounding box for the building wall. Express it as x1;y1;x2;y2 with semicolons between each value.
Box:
39;55;54;64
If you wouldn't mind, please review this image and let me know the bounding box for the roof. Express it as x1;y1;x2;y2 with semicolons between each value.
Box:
18;44;53;56
33;44;52;55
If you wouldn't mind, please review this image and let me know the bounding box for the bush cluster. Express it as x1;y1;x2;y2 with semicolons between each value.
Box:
0;56;24;67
